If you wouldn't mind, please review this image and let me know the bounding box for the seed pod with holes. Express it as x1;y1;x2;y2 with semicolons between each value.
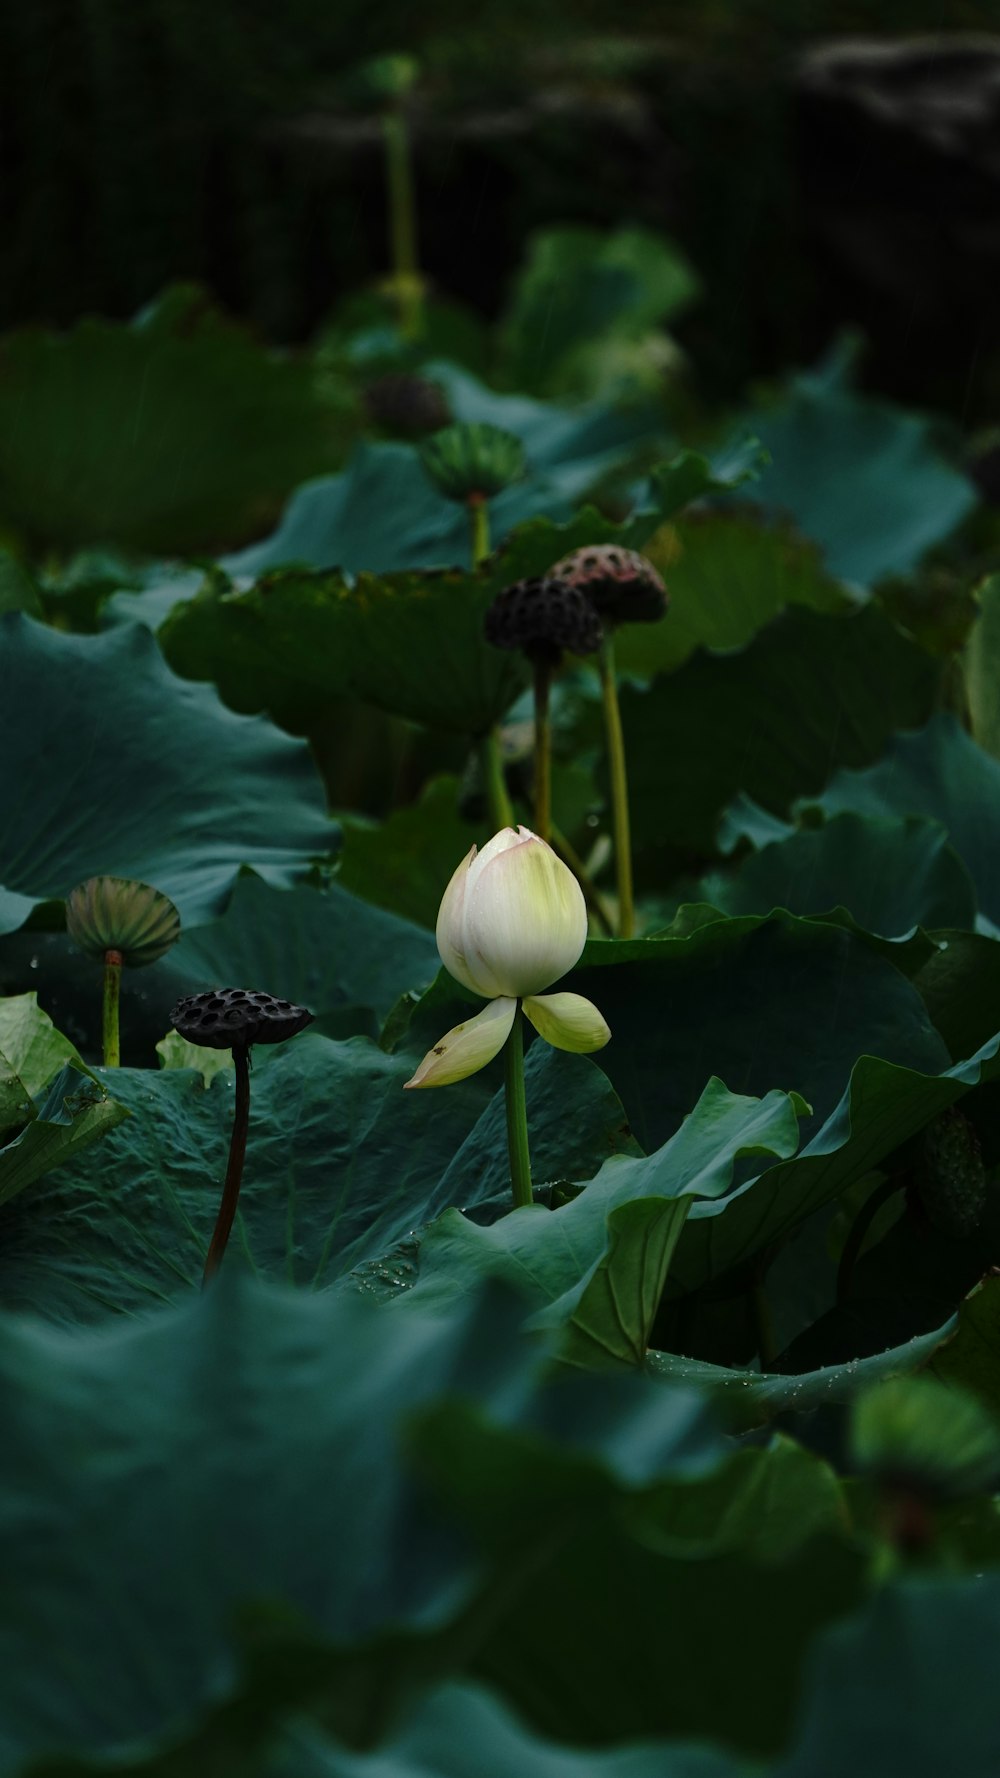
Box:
169;988;314;1288
549;544;668;626
170;988;314;1051
484;575;604;665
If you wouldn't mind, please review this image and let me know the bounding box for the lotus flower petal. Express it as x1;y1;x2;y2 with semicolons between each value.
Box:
403;996;517;1089
522;991;610;1054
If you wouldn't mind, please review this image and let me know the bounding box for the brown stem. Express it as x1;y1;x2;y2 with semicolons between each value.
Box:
202;1043;251;1289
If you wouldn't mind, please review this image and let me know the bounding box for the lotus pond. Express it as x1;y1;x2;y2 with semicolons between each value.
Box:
2;128;1000;1774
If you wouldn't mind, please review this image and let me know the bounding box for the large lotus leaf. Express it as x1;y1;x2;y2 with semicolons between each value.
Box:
0;993;80;1096
780;1577;1000;1776
0;1273;724;1770
0;616;334;934
803;713;1000;926
0;299;345;555
396;1079;804;1370
558;911;950;1154
929;1273;1000;1415
156;872;440;1026
157;443;763;737
499;223;700;396
160;560;530;737
336;778;477;932
614;514;849;679
670;1028;1000;1302
615;603;940;869
0;1036;634;1325
741;372;978;586
412;1399;868;1756
696;814;976;937
0;1061;127;1209
647;1311;957;1431
221;371;664;580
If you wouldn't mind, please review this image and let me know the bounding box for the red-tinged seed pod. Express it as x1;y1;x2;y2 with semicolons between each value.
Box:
171;988;314;1051
484;575;604;664
549;543;668;626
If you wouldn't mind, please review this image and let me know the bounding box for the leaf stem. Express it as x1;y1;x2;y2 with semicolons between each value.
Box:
381;107;422;338
478;730;514;832
504;1003;533;1210
836;1174;904;1306
202;1044;251;1288
532;656;552;841
468;493;490;568
598;633;634;939
102;949;122;1067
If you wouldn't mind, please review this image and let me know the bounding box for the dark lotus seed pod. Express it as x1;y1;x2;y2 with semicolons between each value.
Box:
549;544;668;626
419;423;526;502
171;989;314;1051
363;373;450;438
66;877;180;968
914;1107;987;1236
484;576;604;664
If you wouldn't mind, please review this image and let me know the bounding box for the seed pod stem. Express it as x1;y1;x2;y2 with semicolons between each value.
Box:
478;730;515;832
503;1003;533;1210
202;1043;252;1289
533;656;553;842
468;492;490;568
598;634;634;940
102;950;122;1067
549;824;614;936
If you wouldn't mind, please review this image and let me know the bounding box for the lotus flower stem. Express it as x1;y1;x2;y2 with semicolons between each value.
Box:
503;1004;533;1209
597;634;634;939
750;1264;778;1371
102;950;122;1067
468;493;490;569
382;107;422;339
532;657;552;841
203;1043;252;1289
478;731;514;831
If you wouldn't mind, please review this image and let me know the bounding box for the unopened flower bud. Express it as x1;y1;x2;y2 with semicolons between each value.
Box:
66;877;180;968
484;576;604;664
549;543;668;626
420;423;526;503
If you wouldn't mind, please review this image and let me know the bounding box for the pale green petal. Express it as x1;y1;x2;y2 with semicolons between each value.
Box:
522;991;610;1054
403;996;516;1088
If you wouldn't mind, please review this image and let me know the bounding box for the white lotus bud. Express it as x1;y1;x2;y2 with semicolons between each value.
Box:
435;826;588;999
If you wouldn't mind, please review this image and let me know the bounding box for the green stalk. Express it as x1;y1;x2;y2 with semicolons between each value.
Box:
478;731;514;831
532;655;552;841
468;494;490;568
598;633;634;939
102;949;122;1067
751;1273;778;1371
504;1003;533;1209
837;1175;904;1306
381;106;422;338
202;1044;251;1288
549;823;614;936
